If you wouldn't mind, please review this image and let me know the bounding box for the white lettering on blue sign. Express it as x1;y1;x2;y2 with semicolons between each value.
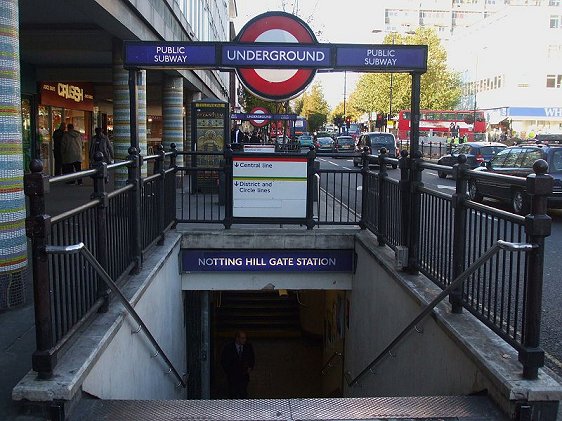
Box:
226;49;325;63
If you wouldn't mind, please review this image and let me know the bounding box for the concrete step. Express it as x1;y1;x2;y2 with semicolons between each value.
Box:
70;395;507;420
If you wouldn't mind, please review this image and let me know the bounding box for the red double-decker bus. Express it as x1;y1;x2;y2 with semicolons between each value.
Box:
396;110;486;142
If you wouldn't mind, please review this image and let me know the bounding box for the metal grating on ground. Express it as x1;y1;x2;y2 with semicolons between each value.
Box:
72;396;507;420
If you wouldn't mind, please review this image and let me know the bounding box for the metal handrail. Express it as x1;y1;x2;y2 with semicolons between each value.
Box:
321;351;343;375
44;242;187;389
346;240;537;387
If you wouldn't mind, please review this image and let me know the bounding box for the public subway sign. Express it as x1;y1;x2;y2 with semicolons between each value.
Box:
182;249;354;272
123;11;427;101
123;41;428;72
232;155;307;218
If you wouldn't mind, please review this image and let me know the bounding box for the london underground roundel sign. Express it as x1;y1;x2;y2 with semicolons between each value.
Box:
235;12;318;101
249;107;269;127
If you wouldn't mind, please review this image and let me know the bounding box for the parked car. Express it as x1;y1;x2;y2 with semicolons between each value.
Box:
437;142;506;178
467;143;562;214
353;132;398;168
334;135;355;155
298;134;314;149
315;135;335;152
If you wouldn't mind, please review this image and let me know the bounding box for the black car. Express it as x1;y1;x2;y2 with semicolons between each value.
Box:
353;132;398;168
437;142;506;178
334;135;355;155
468;143;562;214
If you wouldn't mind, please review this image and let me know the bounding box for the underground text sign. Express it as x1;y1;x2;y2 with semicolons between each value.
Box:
182;250;354;272
232;156;307;218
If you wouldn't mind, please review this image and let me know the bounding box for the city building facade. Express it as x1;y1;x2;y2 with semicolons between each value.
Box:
0;0;238;309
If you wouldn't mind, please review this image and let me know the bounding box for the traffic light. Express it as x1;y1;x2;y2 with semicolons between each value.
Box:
345;116;351;128
376;114;383;129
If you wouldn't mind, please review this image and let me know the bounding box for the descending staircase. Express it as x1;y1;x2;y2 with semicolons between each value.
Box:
214;291;302;338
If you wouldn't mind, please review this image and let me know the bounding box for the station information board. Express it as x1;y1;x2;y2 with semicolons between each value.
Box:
232;155;307;218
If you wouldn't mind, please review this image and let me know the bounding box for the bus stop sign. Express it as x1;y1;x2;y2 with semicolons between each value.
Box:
235;12;318;101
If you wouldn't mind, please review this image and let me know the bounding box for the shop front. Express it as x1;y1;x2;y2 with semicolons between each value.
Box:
37;82;94;175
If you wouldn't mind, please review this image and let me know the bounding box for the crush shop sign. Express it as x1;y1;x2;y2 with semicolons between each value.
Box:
182;250;354;273
234;12;319;101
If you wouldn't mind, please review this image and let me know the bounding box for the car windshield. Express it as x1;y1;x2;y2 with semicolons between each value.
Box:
337;137;354;145
318;137;333;145
480;146;506;156
299;135;312;140
369;133;394;145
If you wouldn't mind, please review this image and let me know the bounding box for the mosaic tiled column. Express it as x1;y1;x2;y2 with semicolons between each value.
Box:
0;0;27;308
112;40;148;185
112;39;131;186
137;70;147;178
162;76;184;167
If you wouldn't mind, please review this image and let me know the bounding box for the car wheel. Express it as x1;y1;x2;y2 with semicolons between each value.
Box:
437;171;447;179
392;164;397;169
511;189;529;215
468;181;483;202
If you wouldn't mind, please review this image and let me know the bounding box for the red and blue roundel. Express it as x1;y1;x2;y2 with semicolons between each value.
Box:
235;12;318;102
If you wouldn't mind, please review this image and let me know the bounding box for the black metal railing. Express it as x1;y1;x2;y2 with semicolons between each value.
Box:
25;139;552;382
360;152;552;380
24;145;178;378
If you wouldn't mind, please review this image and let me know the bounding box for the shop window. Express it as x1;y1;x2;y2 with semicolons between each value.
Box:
550;15;561;29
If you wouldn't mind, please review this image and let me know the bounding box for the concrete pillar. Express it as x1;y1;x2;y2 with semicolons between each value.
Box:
137;70;147;178
162;76;184;167
112;39;131;186
0;0;28;309
184;91;202;153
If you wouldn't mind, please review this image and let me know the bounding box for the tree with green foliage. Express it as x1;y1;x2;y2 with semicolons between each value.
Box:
348;27;461;120
299;82;330;133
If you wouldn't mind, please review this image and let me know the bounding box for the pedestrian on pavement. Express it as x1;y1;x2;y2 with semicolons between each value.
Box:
52;123;65;175
89;127;114;165
221;330;255;399
61;123;84;184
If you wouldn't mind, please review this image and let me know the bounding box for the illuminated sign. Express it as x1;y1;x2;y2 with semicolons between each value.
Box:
182;249;354;272
39;82;94;111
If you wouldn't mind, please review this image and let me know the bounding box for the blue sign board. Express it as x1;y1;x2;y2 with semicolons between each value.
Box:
506;107;562;118
335;45;427;72
222;45;331;68
125;43;217;67
231;113;297;121
124;41;428;73
182;249;354;273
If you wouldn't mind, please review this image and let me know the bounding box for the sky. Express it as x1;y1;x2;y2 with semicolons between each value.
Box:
233;0;387;109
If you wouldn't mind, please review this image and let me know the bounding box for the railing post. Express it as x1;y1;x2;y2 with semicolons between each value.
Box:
156;144;166;245
359;146;370;229
519;159;552;379
127;146;142;274
24;159;56;378
90;152;110;313
406;150;423;274
305;147;316;230
398;149;410;264
169;143;178;229
377;148;388;246
223;145;233;229
450;154;469;314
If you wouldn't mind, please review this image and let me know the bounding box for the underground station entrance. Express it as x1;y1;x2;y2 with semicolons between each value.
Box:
16;10;562;421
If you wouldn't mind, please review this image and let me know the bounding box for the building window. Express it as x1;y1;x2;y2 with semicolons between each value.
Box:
549;0;560;6
550;15;561;28
547;44;562;58
546;74;562;88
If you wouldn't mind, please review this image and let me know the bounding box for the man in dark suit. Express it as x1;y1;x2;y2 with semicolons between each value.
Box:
220;330;255;398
